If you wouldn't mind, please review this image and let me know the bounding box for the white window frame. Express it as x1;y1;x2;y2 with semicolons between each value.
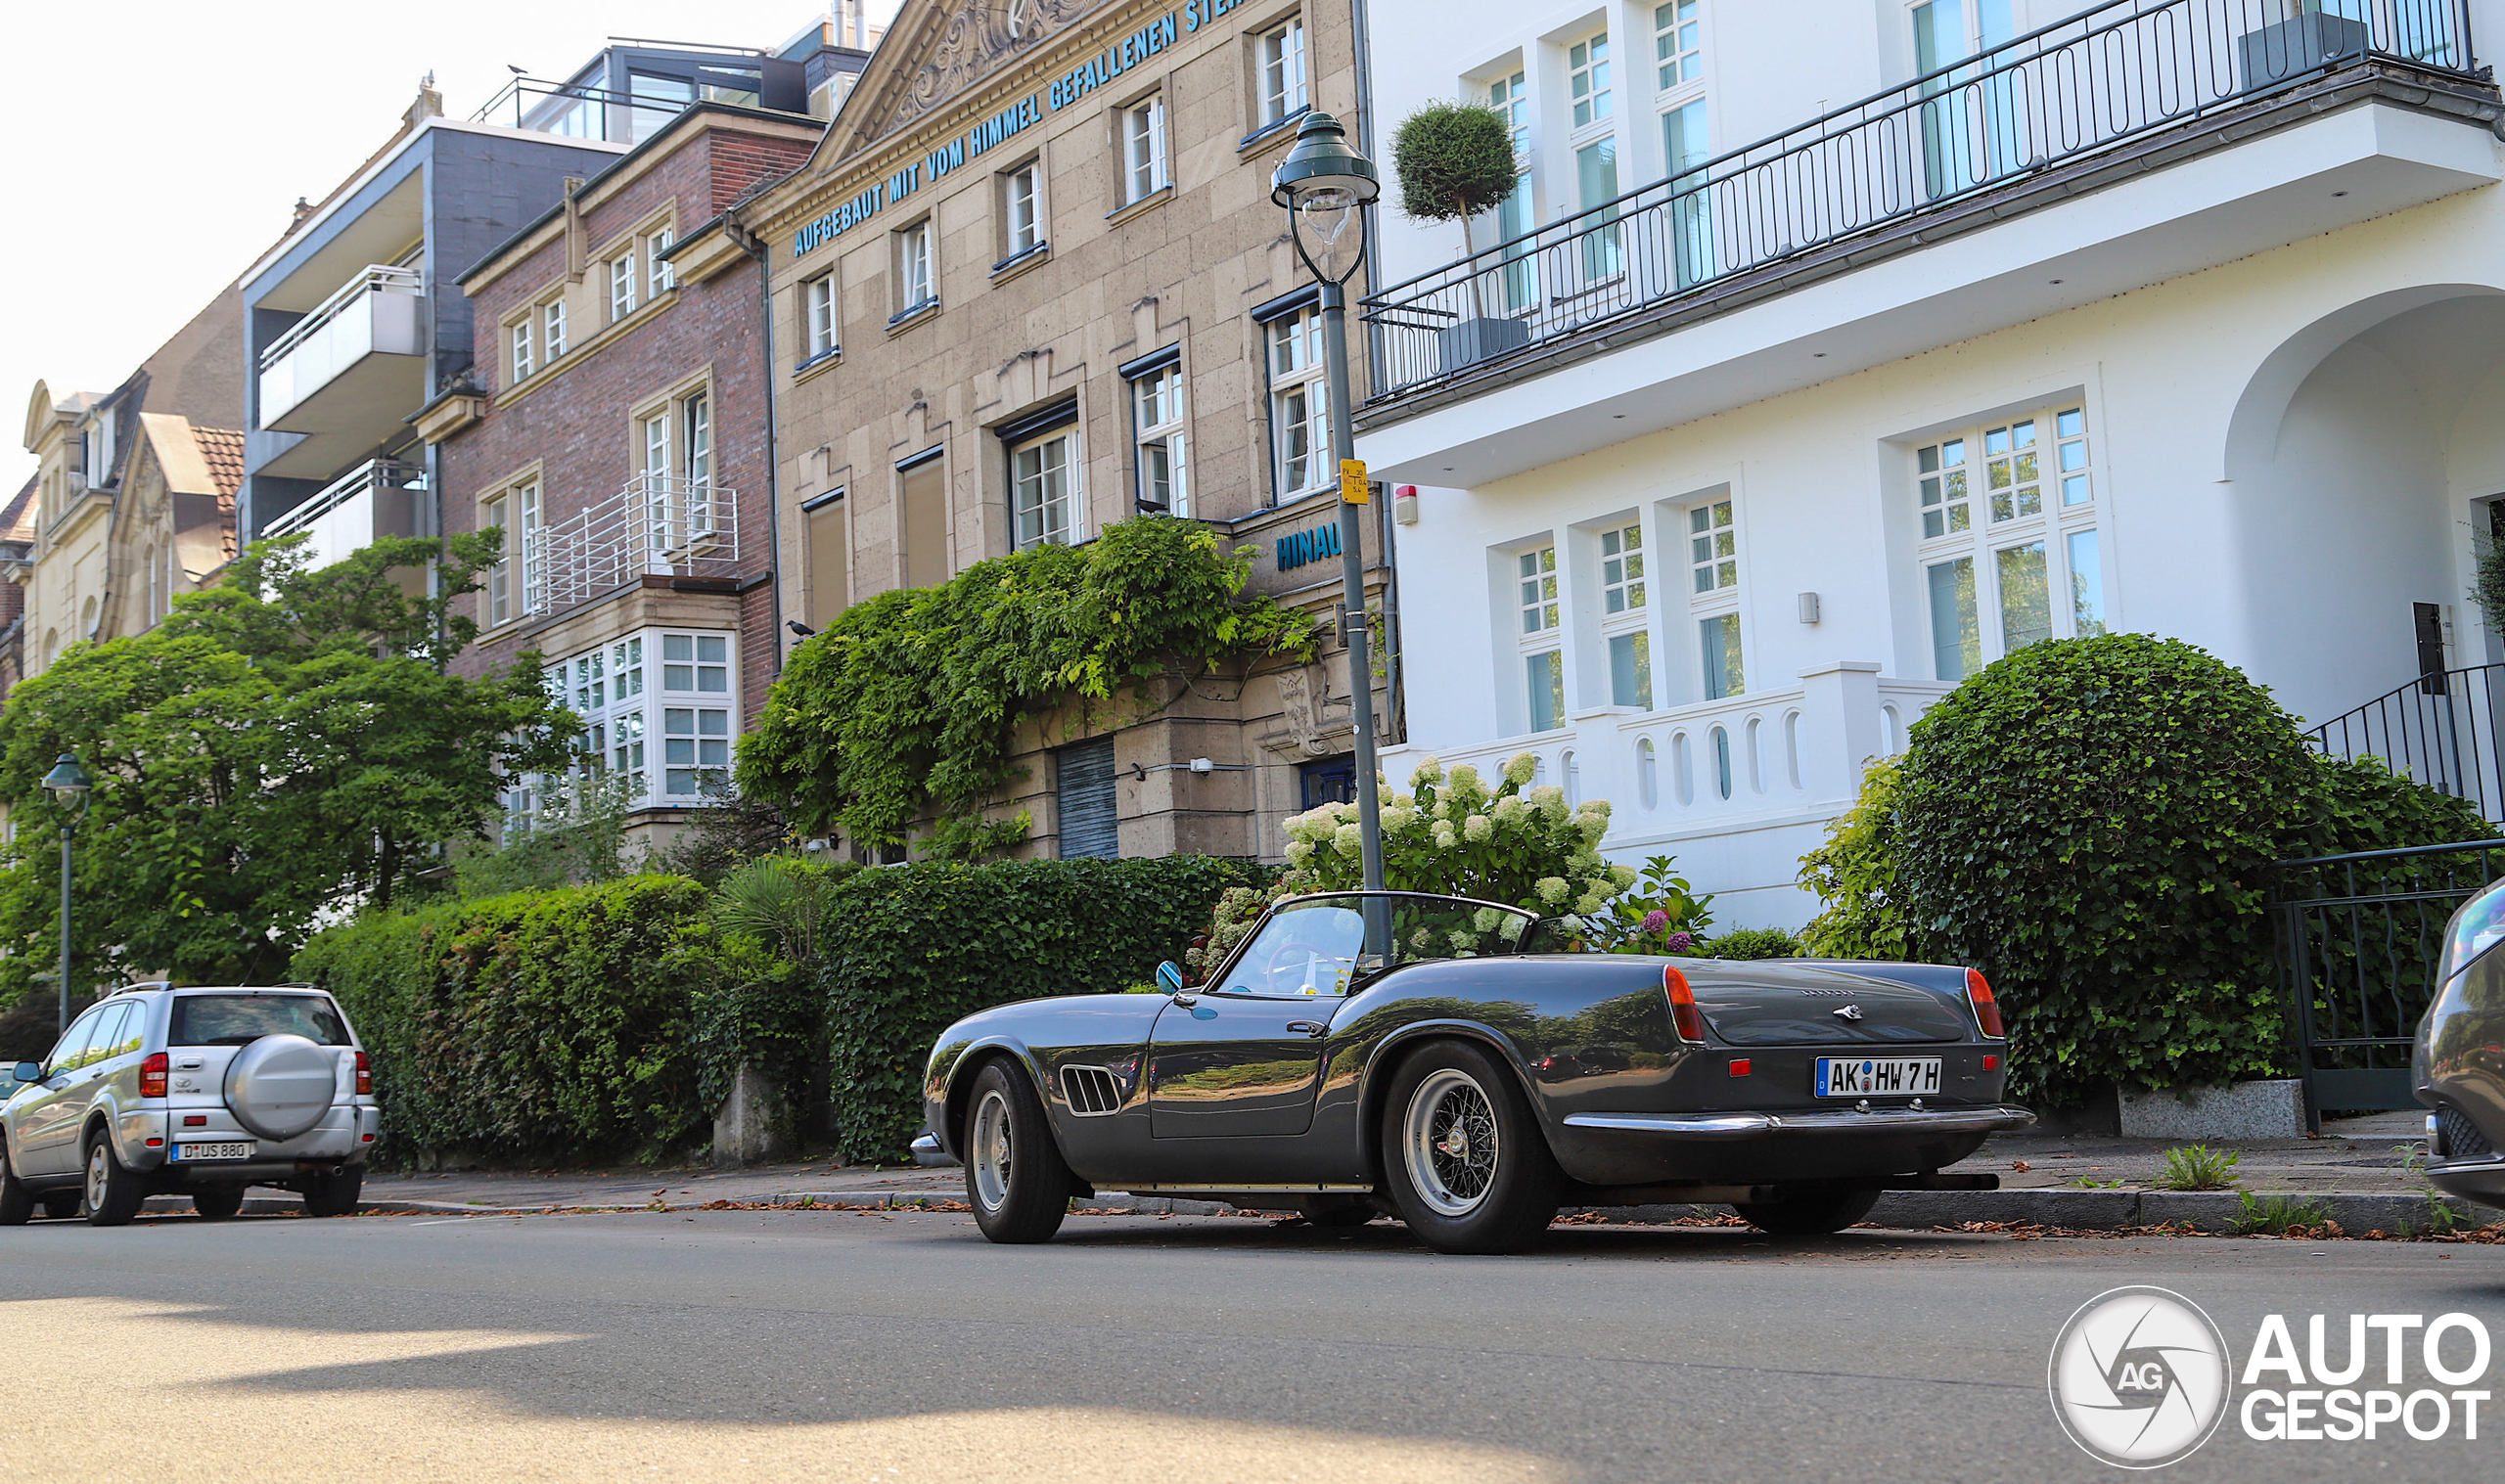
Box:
1258;18;1308;126
509;318;535;383
482;491;512;627
1130;360;1190;516
518;627;740;821
1003;160;1042;258
804;273;838;358
610;249;639;322
648;227;676;296
1685;494;1743;700
1123;95;1169;203
1515;541;1565;733
1654;0;1703;92
1568;28;1614;130
541;296;569;360
1597;516;1653;711
897;218;934;312
1915;402;2103;682
1266;306;1330;500
1011;424;1082;551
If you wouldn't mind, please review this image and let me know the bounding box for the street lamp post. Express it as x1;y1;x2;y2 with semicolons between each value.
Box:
41;753;92;1033
1272;112;1387;892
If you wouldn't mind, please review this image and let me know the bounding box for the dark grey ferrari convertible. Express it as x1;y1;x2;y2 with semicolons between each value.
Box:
915;890;2033;1253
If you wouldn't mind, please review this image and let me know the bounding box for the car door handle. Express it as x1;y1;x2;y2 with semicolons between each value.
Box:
1169;993;1198;1008
1285;1020;1330;1038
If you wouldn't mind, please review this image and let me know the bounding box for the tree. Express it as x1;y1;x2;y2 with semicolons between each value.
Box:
1390;102;1520;262
0;532;578;990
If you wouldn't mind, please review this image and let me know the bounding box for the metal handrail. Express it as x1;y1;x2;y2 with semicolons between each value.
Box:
260;459;426;541
1361;0;2480;400
2306;662;2505;824
522;474;739;615
258;265;423;374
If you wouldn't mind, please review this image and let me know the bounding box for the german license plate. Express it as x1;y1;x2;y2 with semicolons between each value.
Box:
171;1141;255;1161
1815;1057;1940;1098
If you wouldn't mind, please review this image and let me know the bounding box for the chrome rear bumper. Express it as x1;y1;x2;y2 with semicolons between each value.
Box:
909;1131;959;1168
1563;1104;2036;1141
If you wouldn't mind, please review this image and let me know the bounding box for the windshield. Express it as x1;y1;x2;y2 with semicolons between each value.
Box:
1214;892;1542;997
169;993;351;1048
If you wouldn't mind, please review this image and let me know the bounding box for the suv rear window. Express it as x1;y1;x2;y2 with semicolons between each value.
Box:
168;994;350;1048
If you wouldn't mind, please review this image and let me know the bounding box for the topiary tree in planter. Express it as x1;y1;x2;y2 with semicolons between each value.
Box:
1390;100;1526;365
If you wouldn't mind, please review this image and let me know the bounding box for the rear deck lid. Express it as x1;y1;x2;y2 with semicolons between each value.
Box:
1685;962;1973;1047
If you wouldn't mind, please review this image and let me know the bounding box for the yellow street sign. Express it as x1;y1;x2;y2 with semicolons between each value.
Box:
1340;459;1369;504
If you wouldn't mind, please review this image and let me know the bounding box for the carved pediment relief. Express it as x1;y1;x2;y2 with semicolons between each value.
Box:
832;0;1109;162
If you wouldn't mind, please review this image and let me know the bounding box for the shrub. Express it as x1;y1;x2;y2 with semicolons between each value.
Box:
821;855;1277;1161
1280;753;1634;922
1707;927;1803;961
1390;102;1518;233
1583;855;1714;953
1798;756;1926;962
695;855;862;1144
292;876;713;1164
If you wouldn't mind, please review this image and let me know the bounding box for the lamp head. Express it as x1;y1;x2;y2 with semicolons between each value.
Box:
1271;112;1379;285
41;754;91;803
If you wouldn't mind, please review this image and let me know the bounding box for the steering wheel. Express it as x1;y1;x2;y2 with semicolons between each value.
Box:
1264;942;1332;995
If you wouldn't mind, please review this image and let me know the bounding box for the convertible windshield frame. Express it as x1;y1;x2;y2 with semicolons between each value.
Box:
1201;890;1547;998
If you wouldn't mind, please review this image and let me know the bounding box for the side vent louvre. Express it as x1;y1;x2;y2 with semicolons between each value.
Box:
1060;1064;1122;1116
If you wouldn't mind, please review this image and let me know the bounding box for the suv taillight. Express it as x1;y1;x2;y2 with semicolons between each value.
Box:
1663;964;1708;1044
1966;968;2006;1039
139;1052;167;1099
354;1051;371;1097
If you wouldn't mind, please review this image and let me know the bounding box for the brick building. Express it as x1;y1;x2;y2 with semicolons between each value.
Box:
423;99;824;848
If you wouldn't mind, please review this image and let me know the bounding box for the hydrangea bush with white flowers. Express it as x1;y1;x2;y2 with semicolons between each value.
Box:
1279;752;1636;923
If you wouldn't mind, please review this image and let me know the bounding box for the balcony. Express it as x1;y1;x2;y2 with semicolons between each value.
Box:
1358;0;2499;483
259;459;425;574
256;265;426;477
524;474;741;614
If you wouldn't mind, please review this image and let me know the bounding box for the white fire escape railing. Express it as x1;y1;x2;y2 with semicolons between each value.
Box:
523;474;739;614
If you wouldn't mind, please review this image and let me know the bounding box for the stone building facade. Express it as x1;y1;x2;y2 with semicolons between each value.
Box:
426;102;823;848
737;0;1396;863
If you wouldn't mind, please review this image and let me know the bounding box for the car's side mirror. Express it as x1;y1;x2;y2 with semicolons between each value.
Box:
1156;961;1186;994
11;1061;40;1083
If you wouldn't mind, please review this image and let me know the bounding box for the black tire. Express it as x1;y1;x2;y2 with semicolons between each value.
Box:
301;1167;363;1218
0;1141;31;1227
39;1192;78;1221
192;1187;247;1220
1298;1197;1377;1228
962;1059;1071;1244
1732;1187;1882;1237
82;1130;146;1227
1379;1040;1563;1255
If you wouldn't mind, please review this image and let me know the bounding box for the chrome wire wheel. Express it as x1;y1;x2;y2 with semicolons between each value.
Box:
1402;1068;1500;1217
84;1141;109;1216
969;1088;1014;1212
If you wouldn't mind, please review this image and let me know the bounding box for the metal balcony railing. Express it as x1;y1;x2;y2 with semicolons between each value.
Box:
471;64;764;142
258;265;424;375
1362;0;2482;400
2307;662;2505;824
523;473;739;614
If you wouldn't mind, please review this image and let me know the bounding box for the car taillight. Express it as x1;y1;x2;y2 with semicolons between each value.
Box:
1966;968;2006;1039
354;1051;372;1097
1663;965;1708;1044
140;1052;167;1099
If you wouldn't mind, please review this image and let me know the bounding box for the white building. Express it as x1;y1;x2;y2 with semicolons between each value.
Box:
1354;0;2505;925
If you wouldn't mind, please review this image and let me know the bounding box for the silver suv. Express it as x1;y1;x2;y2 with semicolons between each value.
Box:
0;983;382;1226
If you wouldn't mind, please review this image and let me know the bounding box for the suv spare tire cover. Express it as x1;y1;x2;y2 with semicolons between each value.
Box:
222;1034;335;1142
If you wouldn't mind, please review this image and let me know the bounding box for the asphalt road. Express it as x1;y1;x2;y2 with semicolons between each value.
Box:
1;1208;2499;1482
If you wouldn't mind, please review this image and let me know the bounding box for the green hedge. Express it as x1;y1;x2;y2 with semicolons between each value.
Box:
821;855;1276;1161
293;876;713;1164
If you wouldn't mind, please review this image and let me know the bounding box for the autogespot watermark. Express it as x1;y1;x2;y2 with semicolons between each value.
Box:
2048;1286;2495;1468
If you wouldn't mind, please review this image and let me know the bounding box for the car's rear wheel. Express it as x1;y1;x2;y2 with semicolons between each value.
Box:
192;1187;247;1219
82;1131;145;1227
1732;1187;1881;1237
1380;1040;1562;1254
964;1059;1070;1244
0;1142;31;1227
300;1168;362;1218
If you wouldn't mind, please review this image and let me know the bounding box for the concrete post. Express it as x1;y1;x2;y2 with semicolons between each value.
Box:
1794;660;1887;804
711;1064;791;1168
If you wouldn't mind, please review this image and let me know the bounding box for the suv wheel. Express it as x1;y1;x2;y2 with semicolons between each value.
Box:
300;1167;362;1218
82;1130;145;1227
0;1141;31;1226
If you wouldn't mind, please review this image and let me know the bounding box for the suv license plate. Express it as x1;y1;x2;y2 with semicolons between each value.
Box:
1815;1057;1941;1098
171;1141;255;1162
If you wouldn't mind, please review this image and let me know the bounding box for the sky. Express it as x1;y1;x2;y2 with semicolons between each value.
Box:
0;0;904;495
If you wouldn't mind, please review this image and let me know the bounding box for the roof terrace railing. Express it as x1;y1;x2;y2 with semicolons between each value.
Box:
257;265;423;376
260;459;426;543
1361;0;2481;402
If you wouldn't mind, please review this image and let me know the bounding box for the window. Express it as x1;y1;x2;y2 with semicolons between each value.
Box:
897;219;934;312
1131;359;1189;515
804;273;837;359
1700;612;1744;698
482;492;511;626
1688;499;1735;592
1917;404;2101;681
901;453;948;586
1569;31;1613;127
1123;95;1168;203
1686;497;1742;698
1259;18;1308;126
1267;306;1329;498
1519;545;1559;635
1485;70;1536;312
1056;736;1119;860
1598;518;1652;709
1489;69;1528;155
542;297;569;360
648;227;675;296
1012;427;1080;549
662;704;731;797
81;410;115;486
486;478;546;615
1575;138;1622;281
803;492;847;629
524;628;736;815
509;318;534;383
611;249;639;321
1915;0;2021;199
1655;0;1702;88
143;543;159;625
1517;543;1564;732
1002;161;1042;258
